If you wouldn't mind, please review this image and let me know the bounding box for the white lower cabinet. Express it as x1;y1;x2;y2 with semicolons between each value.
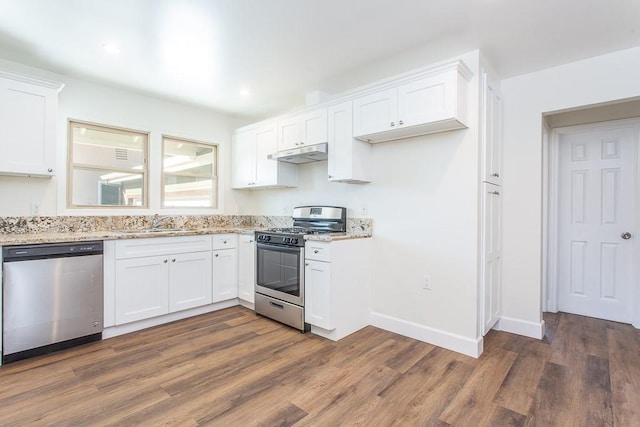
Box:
212;234;239;302
304;238;371;340
114;235;213;325
238;234;256;304
305;259;332;329
169;251;213;312
115;255;170;324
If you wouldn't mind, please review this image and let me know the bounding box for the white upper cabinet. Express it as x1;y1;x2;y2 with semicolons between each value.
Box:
277;107;328;151
327;101;371;183
0;71;63;177
481;69;503;186
353;62;470;143
231;121;298;189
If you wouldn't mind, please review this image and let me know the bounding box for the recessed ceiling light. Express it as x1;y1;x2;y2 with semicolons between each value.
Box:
239;88;250;97
102;43;120;54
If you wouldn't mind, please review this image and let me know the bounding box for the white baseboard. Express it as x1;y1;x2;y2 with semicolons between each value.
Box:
103;299;239;339
370;312;483;358
495;316;545;339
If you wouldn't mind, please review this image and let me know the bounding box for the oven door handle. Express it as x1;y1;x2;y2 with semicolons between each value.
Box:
256;242;303;254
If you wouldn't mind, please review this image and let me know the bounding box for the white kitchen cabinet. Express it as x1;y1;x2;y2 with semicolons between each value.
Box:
115;255;170;324
231;122;298;189
168;251;213;312
481;69;503;186
305;258;332;329
114;236;213;325
327;101;371;183
481;182;502;335
277;108;328;151
0;71;63;177
353;62;470;143
238;234;256;304
212;234;238;302
304;238;371;340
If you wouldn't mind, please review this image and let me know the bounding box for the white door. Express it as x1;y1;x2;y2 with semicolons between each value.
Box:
212;249;239;302
557;122;637;323
168;251;213;312
352;88;397;137
482;182;501;335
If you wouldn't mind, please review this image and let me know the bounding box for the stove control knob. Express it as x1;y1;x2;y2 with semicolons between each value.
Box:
266;235;271;241
283;237;291;244
291;238;298;245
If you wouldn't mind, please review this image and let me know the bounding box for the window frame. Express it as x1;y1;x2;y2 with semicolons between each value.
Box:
67;119;150;209
160;134;218;209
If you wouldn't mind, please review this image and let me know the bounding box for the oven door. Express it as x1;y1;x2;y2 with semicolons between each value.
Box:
255;242;304;306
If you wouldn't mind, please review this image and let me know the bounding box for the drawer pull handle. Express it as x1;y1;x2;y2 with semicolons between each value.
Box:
163;259;168;263
223;240;227;244
314;250;319;254
171;258;176;262
270;301;284;310
215;253;219;257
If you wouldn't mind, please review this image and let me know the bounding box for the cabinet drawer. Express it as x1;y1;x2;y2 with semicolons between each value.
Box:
211;234;238;250
305;241;331;262
115;235;212;259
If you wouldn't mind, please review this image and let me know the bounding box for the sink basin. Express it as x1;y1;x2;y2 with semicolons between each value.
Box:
116;228;199;234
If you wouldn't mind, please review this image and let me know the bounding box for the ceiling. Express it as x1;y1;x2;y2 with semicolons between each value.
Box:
0;0;639;119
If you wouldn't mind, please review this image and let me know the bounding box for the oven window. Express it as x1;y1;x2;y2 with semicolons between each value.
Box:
257;245;300;296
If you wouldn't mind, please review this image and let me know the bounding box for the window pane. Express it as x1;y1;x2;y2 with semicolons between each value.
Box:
163;175;216;207
72;167;144;206
69;121;148;208
163;137;217;208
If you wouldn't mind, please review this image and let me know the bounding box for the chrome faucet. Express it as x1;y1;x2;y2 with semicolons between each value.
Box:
151;214;168;229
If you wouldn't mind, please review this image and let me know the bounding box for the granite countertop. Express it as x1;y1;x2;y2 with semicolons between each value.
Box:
0;227;370;246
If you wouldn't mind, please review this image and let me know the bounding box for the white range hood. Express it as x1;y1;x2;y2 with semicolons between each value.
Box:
268;143;328;164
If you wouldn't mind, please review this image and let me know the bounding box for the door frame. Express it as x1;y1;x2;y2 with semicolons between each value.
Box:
544;118;640;327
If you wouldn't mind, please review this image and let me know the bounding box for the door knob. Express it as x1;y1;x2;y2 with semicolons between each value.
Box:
621;232;632;240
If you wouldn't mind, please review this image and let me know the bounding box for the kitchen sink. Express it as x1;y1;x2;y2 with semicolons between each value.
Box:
115;228;200;234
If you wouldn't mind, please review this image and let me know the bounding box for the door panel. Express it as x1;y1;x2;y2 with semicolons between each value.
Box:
557;123;636;322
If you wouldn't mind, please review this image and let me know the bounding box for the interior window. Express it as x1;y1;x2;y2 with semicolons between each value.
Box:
68;121;148;208
162;136;217;208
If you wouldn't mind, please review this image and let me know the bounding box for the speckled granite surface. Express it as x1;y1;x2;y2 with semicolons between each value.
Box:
0;215;372;245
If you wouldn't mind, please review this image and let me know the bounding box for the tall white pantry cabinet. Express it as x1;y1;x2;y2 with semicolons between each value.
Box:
480;65;503;336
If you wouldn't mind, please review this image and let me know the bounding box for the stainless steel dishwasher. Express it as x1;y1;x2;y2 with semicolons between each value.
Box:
2;241;104;363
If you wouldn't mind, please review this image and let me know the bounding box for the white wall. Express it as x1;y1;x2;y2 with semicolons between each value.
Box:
234;51;483;344
0;58;242;216
500;46;640;333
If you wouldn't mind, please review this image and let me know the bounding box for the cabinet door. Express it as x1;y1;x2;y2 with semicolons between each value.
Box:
213;249;239;302
397;72;455;127
300;108;327;146
304;259;332;330
352;88;397;137
231;129;256;188
482;71;503;185
238;235;256;303
277;116;301;151
328;101;371;183
254;123;279;186
0;77;57;177
168;251;213;312
115;255;169;324
482;183;502;335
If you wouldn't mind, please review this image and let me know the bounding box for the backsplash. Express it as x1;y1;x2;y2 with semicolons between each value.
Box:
0;215;373;236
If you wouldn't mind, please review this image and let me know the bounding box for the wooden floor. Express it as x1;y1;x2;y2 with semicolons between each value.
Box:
0;307;639;426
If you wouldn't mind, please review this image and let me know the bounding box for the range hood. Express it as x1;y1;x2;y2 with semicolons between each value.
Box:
268;143;328;164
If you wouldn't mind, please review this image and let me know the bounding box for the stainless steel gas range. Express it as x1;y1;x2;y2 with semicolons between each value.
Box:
254;206;346;332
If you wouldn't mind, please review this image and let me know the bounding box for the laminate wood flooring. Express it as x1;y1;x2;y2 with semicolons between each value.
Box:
0;307;638;426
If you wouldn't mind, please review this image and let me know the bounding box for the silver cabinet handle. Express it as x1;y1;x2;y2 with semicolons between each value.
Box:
314;249;319;254
171;258;176;262
399;120;404;125
163;259;168;263
328;174;333;178
621;232;632;240
47;168;53;173
390;122;395;127
305;263;309;266
223;240;227;244
489;191;500;196
492;172;500;177
215;253;219;257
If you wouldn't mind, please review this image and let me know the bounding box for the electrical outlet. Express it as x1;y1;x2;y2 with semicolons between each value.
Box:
31;202;40;216
423;274;432;290
360;204;368;216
